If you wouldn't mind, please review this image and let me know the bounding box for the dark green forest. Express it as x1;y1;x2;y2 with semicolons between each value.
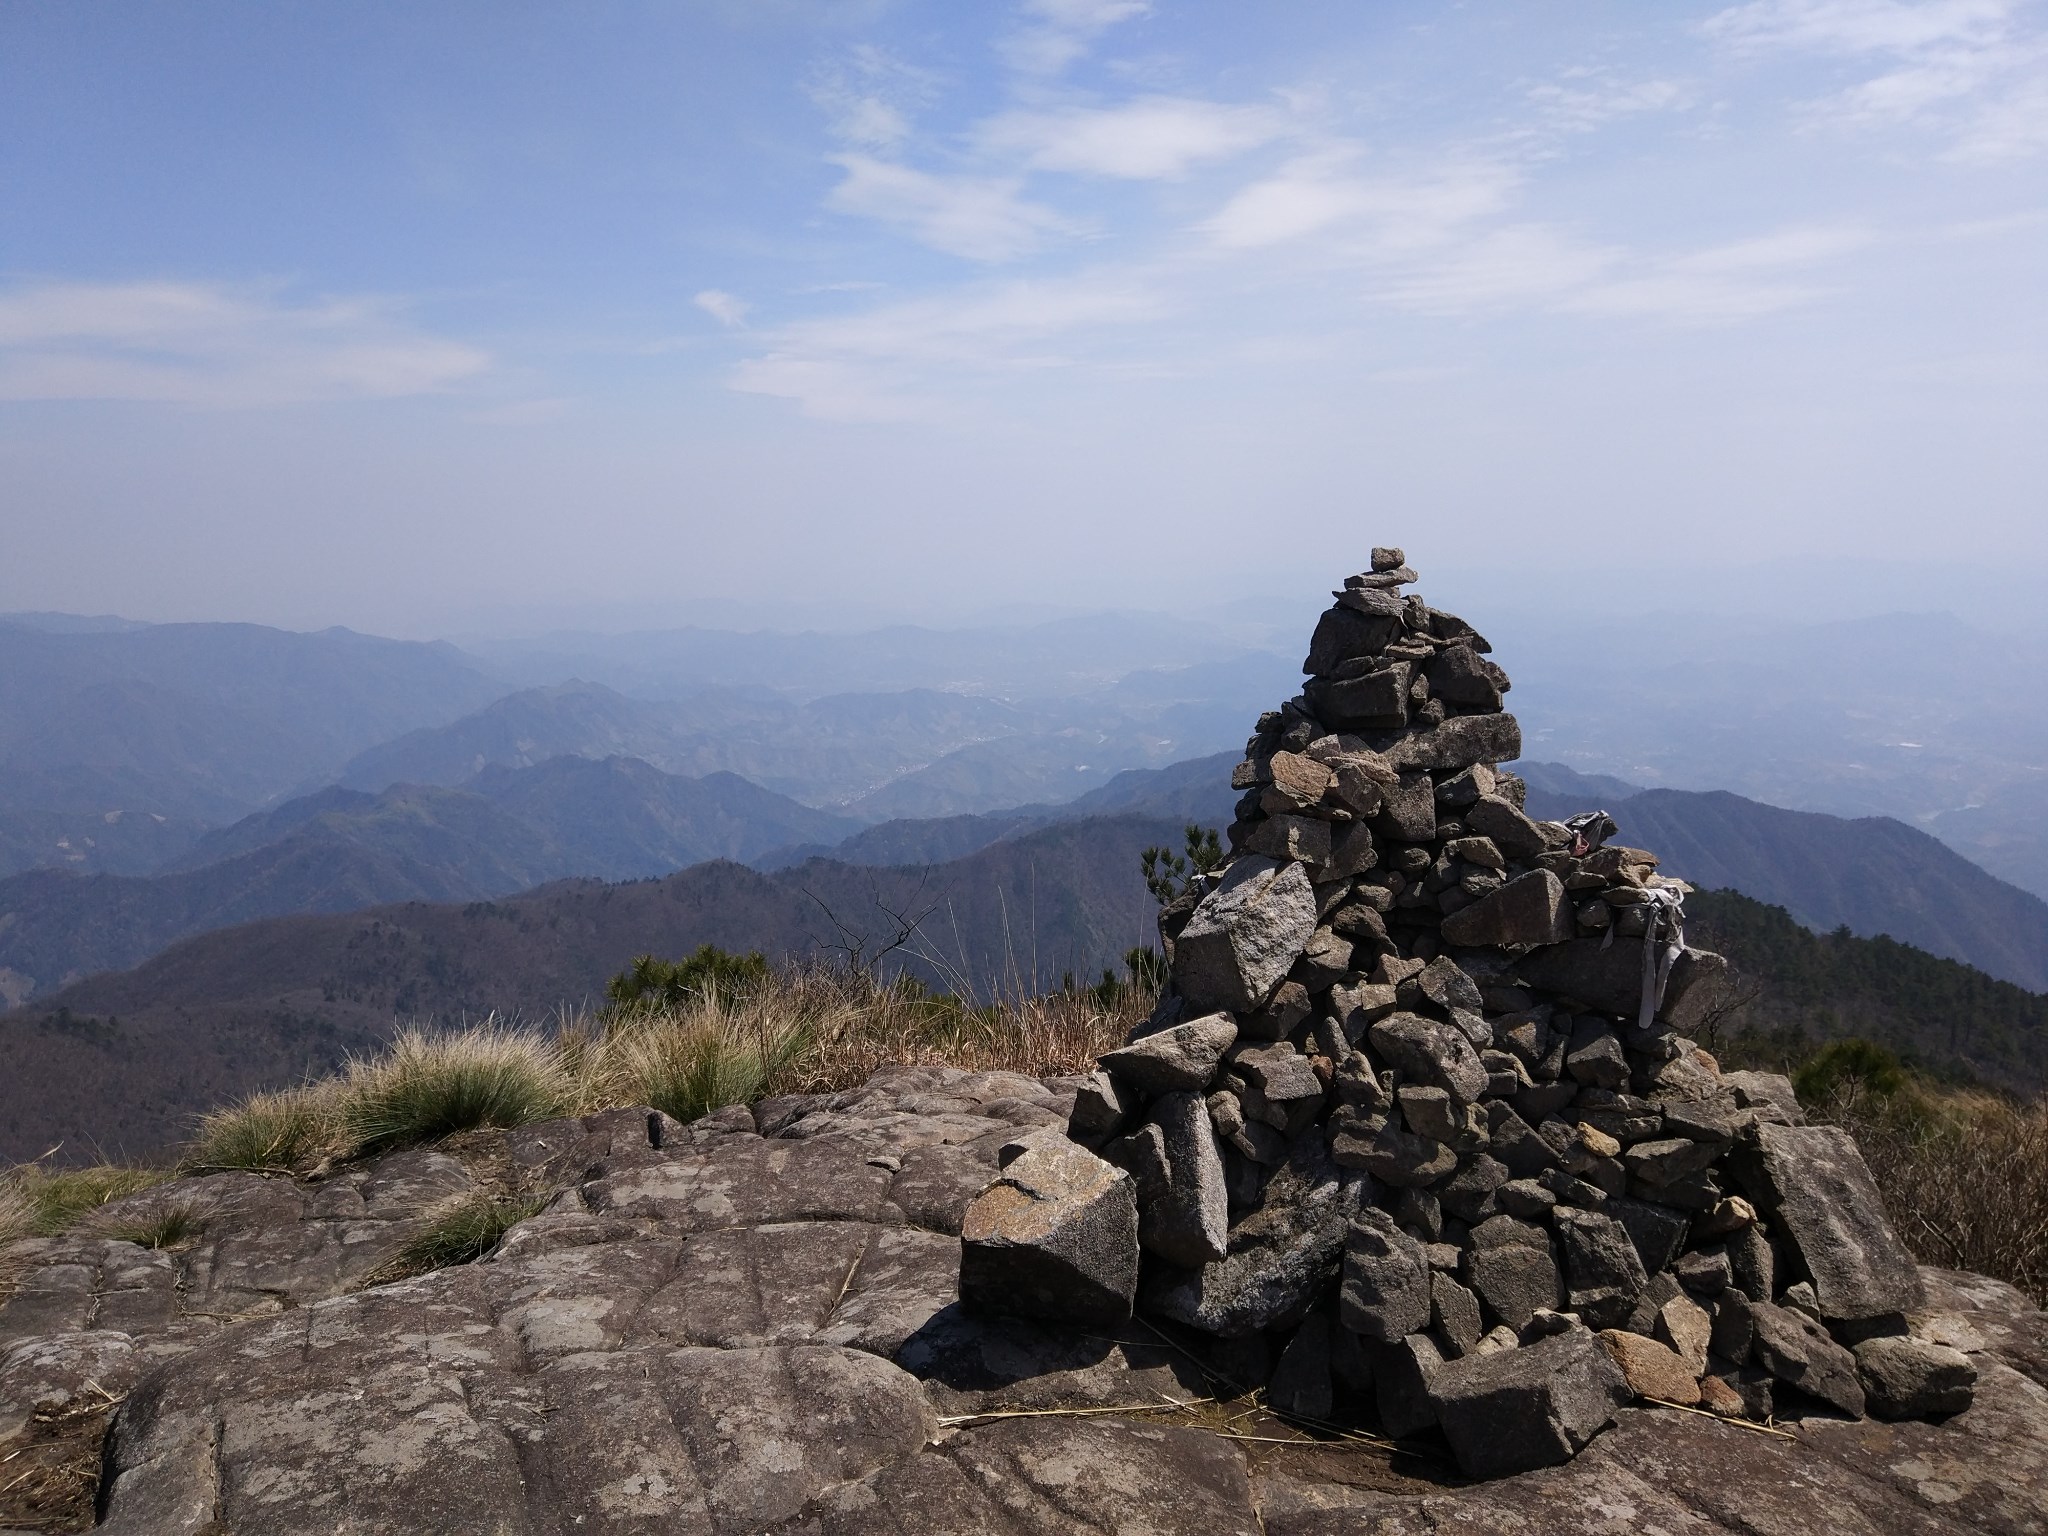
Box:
1688;888;2048;1093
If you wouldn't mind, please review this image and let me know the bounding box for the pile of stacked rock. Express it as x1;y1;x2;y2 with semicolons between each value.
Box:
960;551;1976;1478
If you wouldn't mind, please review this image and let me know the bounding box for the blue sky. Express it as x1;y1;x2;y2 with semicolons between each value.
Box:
2;0;2043;634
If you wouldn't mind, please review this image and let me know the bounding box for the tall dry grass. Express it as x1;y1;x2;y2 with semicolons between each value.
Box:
0;1176;31;1249
340;1024;574;1155
187;1086;339;1172
1831;1084;2048;1306
770;968;1148;1091
0;1164;170;1245
154;968;1148;1184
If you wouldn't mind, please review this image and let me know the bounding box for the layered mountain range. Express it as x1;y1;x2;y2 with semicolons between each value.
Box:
6;602;2048;1161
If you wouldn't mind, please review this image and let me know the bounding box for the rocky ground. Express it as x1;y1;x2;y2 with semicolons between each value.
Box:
2;1065;2044;1535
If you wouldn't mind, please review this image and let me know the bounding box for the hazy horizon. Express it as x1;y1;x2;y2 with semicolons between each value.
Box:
6;551;2047;643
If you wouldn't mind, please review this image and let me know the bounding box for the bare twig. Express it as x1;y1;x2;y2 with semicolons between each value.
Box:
1641;1397;1800;1439
936;1395;1216;1427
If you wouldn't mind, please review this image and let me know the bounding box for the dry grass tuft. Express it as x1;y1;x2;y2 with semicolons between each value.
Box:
767;968;1145;1092
1832;1083;2048;1306
0;1175;31;1248
589;990;814;1123
364;1192;550;1286
94;1201;206;1251
577;967;1142;1117
0;1165;170;1243
338;1023;574;1156
186;1085;339;1173
4;968;1152;1224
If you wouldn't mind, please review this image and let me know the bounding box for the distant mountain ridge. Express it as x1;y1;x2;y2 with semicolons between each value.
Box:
757;751;1241;869
8;806;2048;1165
1521;762;2048;991
0;757;858;1003
0;617;506;819
0;815;1180;1161
327;678;1214;818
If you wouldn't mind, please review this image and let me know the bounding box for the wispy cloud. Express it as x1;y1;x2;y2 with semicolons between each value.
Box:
1703;0;2048;158
0;280;490;406
1528;74;1695;132
1703;0;2014;54
826;154;1077;261
1566;225;1872;320
979;96;1288;179
1203;155;1520;253
807;43;938;149
694;289;750;327
730;271;1168;419
1003;0;1151;75
717;5;2010;421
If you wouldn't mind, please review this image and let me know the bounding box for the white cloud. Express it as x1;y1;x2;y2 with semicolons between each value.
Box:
1703;0;2048;158
0;280;490;406
980;96;1287;179
730;271;1168;418
1201;148;1871;323
826;154;1076;261
1528;76;1694;132
1203;155;1519;252
1378;225;1621;314
1004;0;1151;75
1702;0;2015;54
808;44;936;149
1567;226;1872;321
694;289;750;327
1952;69;2048;156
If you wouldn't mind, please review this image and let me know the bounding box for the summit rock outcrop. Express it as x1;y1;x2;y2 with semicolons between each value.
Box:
966;551;1972;1478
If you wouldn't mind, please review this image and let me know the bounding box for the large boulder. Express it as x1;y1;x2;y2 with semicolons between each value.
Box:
1464;794;1549;860
1171;858;1318;1014
1114;1093;1229;1268
1597;1329;1700;1406
1367;713;1523;771
1464;1216;1563;1331
1728;1122;1925;1321
1427;1325;1629;1478
960;1134;1139;1326
1749;1300;1866;1416
1099;1013;1237;1097
1553;1208;1648;1331
1142;1137;1365;1337
1338;1208;1432;1341
1440;869;1574;948
1852;1334;1976;1419
1515;938;1726;1024
1366;1012;1488;1102
1305;665;1412;730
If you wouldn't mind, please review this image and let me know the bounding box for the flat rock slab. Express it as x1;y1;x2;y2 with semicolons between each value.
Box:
4;1069;2046;1535
768;1417;1264;1536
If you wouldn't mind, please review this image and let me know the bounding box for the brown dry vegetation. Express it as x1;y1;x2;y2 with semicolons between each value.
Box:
163;968;1144;1178
24;960;2043;1310
1831;1084;2048;1306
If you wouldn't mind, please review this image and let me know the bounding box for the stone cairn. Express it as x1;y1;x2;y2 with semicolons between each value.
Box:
959;550;1976;1479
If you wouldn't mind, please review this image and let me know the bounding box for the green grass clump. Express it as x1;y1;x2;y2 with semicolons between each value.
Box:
339;1025;572;1155
186;1087;337;1172
0;1166;170;1240
378;1194;547;1282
